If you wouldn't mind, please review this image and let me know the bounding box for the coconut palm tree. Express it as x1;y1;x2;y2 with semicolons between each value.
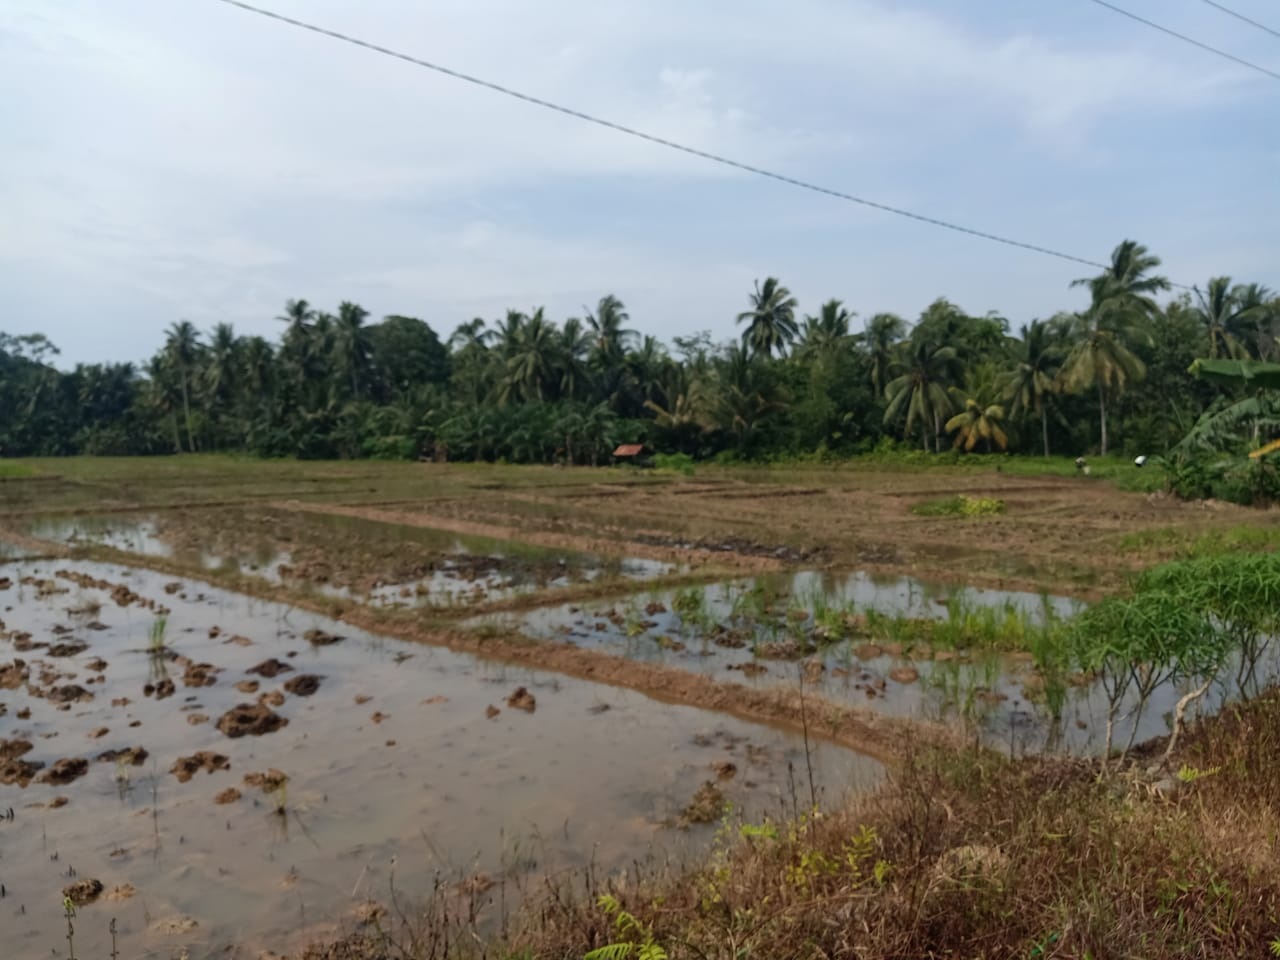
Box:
736;277;798;358
883;339;957;452
558;316;592;401
203;323;239;406
1235;283;1278;360
859;313;907;397
1071;240;1170;317
276;298;315;338
796;299;853;362
494;309;527;360
333;301;373;400
163;320;202;452
1003;318;1068;456
946;399;1008;452
585;295;636;369
1191;277;1253;360
1058;307;1147;456
1063;240;1168;454
503;309;558;402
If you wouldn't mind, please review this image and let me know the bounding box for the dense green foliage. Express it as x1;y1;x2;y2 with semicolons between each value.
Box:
2;241;1276;466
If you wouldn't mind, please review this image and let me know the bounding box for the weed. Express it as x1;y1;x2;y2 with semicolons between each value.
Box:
911;494;1006;517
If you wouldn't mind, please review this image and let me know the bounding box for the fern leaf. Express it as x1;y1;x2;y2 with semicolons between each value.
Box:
584;944;635;960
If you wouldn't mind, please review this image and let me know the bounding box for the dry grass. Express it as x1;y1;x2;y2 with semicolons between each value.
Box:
302;695;1280;960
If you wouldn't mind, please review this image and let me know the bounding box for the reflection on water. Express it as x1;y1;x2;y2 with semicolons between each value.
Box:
0;560;879;958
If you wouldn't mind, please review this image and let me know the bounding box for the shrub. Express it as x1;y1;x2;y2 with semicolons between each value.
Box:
653;453;695;476
910;494;1005;517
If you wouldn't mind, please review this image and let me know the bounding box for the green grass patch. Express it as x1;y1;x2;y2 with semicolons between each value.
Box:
1120;524;1280;557
911;494;1006;517
653;452;696;476
0;461;39;479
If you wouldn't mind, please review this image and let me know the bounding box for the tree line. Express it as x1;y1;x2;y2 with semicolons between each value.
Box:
1;239;1276;464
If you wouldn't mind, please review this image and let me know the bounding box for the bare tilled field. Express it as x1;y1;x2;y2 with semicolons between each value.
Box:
2;458;1278;956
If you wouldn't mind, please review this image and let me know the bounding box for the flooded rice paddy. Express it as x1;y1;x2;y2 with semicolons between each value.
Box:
0;560;877;958
468;570;1247;755
24;512;677;608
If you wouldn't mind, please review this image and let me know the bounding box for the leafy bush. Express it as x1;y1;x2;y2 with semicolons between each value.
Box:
911;494;1005;517
1165;452;1280;505
653;452;695;476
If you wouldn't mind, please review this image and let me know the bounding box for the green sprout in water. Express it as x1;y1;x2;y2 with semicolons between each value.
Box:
148;615;168;652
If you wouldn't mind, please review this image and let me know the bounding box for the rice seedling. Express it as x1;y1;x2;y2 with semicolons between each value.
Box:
145;614;168;652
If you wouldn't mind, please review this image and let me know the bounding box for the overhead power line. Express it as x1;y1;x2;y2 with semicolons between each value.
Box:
208;0;1131;276
1083;0;1280;80
1197;0;1280;41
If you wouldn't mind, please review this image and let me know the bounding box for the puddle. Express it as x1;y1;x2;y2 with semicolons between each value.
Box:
467;570;1266;756
0;560;877;958
24;512;678;609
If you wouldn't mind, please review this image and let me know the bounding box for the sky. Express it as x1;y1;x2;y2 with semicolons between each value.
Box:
2;0;1277;367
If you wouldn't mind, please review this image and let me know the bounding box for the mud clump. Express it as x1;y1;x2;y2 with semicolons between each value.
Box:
682;781;726;825
0;660;29;689
85;657;109;673
36;757;89;785
105;883;137;902
258;689;285;707
186;713;209;726
214;787;241;805
728;662;768;678
0;737;33;761
1;758;43;786
63;878;104;906
889;666;920;684
171;751;230;783
217;703;287;738
46;683;93;704
97;746;148;766
235;679;260;694
244;768;289;792
181;661;219;688
712;760;738;781
0;577;10;590
246;658;293;679
505;686;536;712
149;915;199;935
143;678;175;700
88;727;109;740
304;628;344;646
164;581;183;595
47;641;88;658
283;674;323;697
485;705;500;719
